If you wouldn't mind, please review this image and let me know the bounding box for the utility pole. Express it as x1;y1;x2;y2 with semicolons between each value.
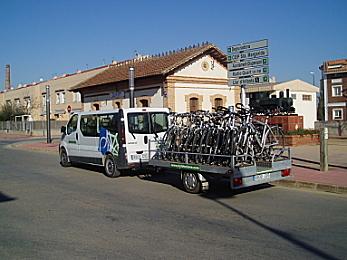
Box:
45;85;51;143
129;67;135;108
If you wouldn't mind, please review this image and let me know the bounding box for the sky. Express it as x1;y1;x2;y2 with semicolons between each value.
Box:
0;0;346;90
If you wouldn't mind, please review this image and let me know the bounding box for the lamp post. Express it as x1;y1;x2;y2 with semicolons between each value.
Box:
45;85;51;143
129;67;135;108
310;71;315;86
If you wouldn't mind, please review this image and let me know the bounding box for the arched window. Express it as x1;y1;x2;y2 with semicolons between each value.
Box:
214;98;223;110
189;97;199;112
139;99;149;107
92;103;100;111
279;91;284;98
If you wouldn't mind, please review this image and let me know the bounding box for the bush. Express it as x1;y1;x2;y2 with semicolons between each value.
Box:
285;128;319;136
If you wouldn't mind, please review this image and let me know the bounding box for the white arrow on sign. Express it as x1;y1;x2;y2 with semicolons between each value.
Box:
228;48;268;62
228;66;269;78
229;75;269;86
228;57;269;70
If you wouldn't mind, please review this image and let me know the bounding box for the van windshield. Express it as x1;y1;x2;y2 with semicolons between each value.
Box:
128;112;168;134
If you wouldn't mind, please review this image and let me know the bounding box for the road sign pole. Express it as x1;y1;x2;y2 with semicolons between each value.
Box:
240;85;247;106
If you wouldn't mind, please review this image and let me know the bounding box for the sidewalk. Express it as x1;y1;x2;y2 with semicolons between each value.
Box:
2;133;347;194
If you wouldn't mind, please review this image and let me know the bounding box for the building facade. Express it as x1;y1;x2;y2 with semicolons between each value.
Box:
0;66;107;121
70;43;238;113
320;59;347;121
246;79;319;129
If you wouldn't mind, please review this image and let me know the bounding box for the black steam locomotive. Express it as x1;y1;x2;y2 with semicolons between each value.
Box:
248;91;295;114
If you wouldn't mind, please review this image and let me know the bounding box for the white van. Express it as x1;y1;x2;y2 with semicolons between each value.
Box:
59;108;169;177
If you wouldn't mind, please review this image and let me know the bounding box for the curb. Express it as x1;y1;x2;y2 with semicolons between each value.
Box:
6;141;59;155
272;180;347;194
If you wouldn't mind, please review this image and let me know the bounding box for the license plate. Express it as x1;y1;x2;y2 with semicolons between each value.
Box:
130;153;148;160
253;172;271;181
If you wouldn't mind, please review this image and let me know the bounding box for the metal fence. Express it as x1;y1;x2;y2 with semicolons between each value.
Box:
0;120;68;136
315;121;347;137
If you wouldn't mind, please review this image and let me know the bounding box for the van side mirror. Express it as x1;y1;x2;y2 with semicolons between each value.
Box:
61;126;66;134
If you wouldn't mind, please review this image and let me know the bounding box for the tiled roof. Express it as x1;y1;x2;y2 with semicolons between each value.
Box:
320;59;347;74
70;43;227;90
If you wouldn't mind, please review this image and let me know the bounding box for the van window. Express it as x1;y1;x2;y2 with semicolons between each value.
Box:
80;115;98;137
128;112;168;134
67;114;78;135
128;113;150;134
151;112;168;133
99;113;119;134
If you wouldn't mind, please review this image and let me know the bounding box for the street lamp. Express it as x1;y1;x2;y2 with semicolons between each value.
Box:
310;71;315;86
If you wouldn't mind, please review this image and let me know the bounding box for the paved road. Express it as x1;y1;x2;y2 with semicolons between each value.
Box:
1;141;346;259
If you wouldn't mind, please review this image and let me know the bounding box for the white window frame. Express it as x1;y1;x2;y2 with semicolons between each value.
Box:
73;92;81;102
14;98;20;106
56;92;60;104
332;85;342;97
60;92;65;104
332;108;343;120
291;94;297;100
24;97;31;109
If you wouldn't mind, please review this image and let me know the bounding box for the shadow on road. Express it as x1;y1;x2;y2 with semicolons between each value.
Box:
203;197;339;260
0;191;16;203
137;169;273;199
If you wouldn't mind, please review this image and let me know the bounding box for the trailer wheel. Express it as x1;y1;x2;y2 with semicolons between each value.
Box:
104;154;121;178
182;172;201;194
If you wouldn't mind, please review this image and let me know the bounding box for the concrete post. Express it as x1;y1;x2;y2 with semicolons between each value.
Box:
320;127;328;172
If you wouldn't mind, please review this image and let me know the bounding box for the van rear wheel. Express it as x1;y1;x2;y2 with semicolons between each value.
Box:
104;154;121;178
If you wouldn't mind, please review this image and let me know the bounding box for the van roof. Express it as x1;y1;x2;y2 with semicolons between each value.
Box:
71;107;169;116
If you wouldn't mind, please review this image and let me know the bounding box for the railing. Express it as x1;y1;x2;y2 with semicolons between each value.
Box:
0;120;68;136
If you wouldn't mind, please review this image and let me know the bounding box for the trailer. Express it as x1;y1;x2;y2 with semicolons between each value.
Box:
148;148;292;194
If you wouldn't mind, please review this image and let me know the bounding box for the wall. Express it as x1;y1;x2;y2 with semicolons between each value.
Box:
289;90;317;129
0;66;107;121
83;85;163;111
170;54;236;112
174;83;235;112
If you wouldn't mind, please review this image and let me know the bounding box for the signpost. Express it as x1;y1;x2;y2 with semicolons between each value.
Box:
227;39;269;106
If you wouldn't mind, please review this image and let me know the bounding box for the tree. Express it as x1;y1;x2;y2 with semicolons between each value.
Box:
0;103;27;121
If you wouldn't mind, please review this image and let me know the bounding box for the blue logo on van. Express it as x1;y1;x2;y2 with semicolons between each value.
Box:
99;127;119;156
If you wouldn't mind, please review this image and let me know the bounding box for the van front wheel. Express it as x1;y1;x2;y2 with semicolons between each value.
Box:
60;148;71;167
104;154;121;178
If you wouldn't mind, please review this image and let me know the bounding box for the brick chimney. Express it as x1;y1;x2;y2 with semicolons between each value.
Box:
5;64;11;90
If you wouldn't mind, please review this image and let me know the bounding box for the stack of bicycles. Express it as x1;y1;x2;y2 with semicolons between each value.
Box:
158;103;285;167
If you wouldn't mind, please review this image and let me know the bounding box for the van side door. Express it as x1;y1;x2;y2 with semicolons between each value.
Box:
64;114;79;159
78;114;101;164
